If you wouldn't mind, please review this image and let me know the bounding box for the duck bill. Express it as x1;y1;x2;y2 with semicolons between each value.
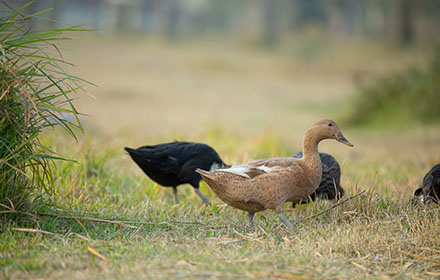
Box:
337;134;353;147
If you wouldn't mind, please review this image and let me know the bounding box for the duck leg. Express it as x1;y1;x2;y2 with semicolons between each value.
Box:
277;213;296;231
315;195;323;204
172;186;179;204
275;203;295;230
248;212;255;227
194;187;212;205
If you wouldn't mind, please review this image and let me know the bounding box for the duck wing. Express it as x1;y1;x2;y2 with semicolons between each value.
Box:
159;142;223;181
216;157;297;179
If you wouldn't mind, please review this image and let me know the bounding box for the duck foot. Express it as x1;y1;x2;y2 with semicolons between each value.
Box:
277;213;296;231
194;188;212;205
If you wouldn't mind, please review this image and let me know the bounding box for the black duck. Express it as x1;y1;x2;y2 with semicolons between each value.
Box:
125;141;226;205
413;164;440;205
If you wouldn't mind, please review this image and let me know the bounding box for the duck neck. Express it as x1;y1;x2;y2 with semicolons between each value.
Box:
301;129;323;177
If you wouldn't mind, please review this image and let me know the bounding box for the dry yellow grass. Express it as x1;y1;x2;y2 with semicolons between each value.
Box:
61;35;426;139
2;36;440;279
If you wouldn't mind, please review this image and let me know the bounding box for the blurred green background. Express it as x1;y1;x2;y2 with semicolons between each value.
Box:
2;3;440;278
4;0;440;163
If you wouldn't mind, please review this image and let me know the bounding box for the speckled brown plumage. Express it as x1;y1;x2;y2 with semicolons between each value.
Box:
291;152;345;205
196;119;353;230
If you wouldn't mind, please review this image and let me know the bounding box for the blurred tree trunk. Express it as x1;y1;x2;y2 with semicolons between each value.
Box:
340;0;364;36
262;0;278;48
165;0;181;40
399;0;415;45
380;0;391;39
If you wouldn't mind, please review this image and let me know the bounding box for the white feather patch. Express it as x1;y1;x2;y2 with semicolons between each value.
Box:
256;165;281;172
217;165;251;178
217;163;281;178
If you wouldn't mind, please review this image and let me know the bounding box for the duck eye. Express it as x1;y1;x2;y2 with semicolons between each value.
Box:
328;123;332;127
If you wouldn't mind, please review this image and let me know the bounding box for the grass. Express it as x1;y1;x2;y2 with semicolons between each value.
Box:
5;202;439;279
60;35;423;138
2;20;440;279
1;127;440;279
344;47;440;128
0;2;87;217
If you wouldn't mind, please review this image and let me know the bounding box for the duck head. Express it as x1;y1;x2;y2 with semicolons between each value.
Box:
311;119;353;147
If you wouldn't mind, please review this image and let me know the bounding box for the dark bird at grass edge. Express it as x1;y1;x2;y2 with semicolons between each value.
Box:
413;164;440;205
125;141;227;205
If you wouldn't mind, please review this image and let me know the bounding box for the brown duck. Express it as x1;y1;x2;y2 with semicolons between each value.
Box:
196;119;353;230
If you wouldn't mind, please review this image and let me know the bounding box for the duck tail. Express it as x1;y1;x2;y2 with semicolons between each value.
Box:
196;168;215;180
124;147;135;153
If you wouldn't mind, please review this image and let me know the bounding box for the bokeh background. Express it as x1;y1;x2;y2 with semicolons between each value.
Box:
6;0;440;182
3;3;440;278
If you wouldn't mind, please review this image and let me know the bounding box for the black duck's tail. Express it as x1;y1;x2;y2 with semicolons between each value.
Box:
124;147;136;154
124;147;146;161
124;147;153;172
124;146;166;160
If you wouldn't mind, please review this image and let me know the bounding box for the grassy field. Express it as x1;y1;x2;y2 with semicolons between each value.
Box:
2;37;440;279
